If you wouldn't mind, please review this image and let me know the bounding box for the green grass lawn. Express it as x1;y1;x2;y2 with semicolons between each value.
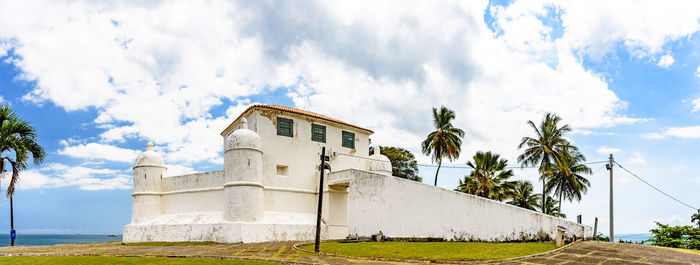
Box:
300;241;558;261
0;256;279;264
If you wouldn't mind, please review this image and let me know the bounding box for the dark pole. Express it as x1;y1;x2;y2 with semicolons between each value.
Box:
608;154;614;243
593;217;598;240
314;147;326;252
10;195;14;246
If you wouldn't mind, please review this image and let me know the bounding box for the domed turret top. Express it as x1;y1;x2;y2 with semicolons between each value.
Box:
134;142;165;167
369;147;392;175
225;118;262;151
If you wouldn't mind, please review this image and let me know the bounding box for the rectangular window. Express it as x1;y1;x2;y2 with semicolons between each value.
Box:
277;117;293;137
311;124;326;142
342;131;355;148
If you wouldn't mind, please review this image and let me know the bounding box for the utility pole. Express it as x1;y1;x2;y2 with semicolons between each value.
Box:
314;147;329;252
606;154;614;243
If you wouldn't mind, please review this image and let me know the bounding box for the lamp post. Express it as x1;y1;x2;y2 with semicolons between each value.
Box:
314;147;331;252
10;195;14;246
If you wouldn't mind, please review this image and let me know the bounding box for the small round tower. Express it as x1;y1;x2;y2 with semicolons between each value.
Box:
131;142;166;224
223;118;264;222
369;147;393;176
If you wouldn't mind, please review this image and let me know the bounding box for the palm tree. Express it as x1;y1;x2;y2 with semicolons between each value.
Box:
537;194;566;218
0;105;45;246
507;180;540;211
692;210;700;228
422;106;465;186
455;175;479;194
457;151;516;201
518;113;574;213
546;149;592;214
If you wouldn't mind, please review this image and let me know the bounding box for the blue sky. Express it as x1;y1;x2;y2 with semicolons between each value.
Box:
0;0;699;235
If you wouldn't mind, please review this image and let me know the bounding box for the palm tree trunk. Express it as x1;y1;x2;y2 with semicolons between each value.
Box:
558;193;562;215
434;158;442;186
542;178;546;214
10;195;14;246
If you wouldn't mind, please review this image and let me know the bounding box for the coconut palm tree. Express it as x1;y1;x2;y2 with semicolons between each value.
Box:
537;194;566;218
692;210;700;228
457;151;516;201
0;105;45;246
546;149;592;214
455;175;479;194
517;113;574;213
422;106;465;186
507;180;540;211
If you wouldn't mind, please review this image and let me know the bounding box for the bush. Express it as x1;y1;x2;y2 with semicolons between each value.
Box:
593;233;609;241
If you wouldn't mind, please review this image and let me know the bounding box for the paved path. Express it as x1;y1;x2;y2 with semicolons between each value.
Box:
0;240;698;264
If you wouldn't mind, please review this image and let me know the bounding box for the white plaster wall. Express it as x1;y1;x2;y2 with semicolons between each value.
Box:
126;107;372;243
339;169;593;241
160;171;224;214
161;170;224;192
230;110;370;225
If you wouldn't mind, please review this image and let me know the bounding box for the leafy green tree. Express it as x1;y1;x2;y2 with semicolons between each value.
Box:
370;146;421;181
546;149;592;214
646;222;700;250
0;105;46;246
456;151;516;201
692;210;700;228
422;106;464;186
507;180;540;211
518;113;576;213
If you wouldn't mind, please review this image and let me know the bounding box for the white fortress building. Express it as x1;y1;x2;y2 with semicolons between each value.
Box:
123;104;592;243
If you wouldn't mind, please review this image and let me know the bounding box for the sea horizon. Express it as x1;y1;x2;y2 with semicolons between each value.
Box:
0;234;122;247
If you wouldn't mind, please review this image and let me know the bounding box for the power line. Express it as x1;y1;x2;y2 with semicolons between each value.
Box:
335;153;607;170
590;164;607;176
614;161;698;211
416;160;608;169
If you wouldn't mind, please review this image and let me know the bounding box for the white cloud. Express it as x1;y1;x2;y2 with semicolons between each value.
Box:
657;55;675;68
557;0;700;59
3;0;694;179
696;66;700;78
693;98;700;112
596;146;620;154
645;125;700;139
166;164;196;176
628;152;647;165
58;142;141;163
0;163;130;190
0;95;4;103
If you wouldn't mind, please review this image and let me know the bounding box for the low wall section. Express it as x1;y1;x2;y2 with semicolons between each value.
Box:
160;170;224;214
337;169;593;242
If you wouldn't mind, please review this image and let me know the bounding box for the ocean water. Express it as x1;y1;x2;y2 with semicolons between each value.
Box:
612;233;652;244
0;234;121;247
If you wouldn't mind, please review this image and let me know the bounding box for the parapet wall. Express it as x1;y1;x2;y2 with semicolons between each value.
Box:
161;170;224;192
161;170;224;214
338;169;593;242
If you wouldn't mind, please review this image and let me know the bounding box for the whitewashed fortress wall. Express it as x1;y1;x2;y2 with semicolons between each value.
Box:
124;105;592;243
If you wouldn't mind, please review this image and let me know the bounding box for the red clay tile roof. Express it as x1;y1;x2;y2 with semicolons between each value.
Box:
220;104;374;136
